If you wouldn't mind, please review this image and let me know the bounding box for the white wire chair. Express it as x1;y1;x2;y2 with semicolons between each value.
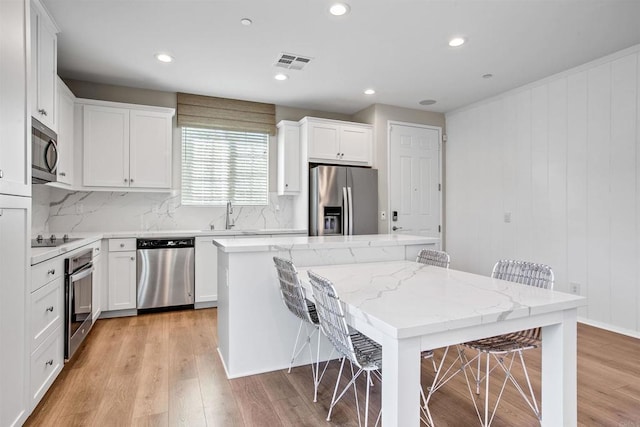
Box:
415;248;450;426
427;259;554;427
307;270;382;427
273;257;326;402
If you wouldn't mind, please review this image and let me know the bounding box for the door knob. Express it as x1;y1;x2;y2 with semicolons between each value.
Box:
392;226;403;231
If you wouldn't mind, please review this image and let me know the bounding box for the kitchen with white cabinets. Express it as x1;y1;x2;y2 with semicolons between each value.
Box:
3;0;640;426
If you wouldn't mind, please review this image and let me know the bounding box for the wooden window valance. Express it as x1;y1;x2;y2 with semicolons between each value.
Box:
177;93;276;135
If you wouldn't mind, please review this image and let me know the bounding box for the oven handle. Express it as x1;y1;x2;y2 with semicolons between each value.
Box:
70;264;94;282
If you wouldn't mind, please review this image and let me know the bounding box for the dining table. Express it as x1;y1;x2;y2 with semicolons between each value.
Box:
297;260;586;427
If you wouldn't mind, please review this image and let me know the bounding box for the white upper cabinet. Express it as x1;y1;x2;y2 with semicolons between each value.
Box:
276;120;301;195
55;77;75;186
129;109;172;188
302;117;373;166
0;0;30;197
30;0;58;131
80;99;174;190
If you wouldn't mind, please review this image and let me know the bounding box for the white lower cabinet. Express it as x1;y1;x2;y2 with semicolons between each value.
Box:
107;238;137;311
29;325;63;406
29;254;64;410
195;237;218;306
0;196;30;426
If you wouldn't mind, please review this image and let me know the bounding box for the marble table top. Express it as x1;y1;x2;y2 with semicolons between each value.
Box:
298;260;586;340
213;233;440;253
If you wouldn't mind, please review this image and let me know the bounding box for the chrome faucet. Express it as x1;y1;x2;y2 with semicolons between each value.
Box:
225;201;235;230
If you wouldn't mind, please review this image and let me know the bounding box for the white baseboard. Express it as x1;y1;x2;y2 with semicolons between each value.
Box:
578;317;640;340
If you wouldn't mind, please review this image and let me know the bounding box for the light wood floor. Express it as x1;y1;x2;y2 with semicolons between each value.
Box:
25;309;640;426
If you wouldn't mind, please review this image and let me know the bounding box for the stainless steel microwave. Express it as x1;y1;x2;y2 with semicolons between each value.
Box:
32;117;58;184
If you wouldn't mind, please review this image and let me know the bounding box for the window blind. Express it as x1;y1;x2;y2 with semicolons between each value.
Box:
181;127;268;206
177;93;276;135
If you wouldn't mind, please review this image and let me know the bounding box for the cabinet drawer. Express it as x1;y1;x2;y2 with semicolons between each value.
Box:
31;258;64;292
30;325;64;405
31;277;64;351
109;238;136;252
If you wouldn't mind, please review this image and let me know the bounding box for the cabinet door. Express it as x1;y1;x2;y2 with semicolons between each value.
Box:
31;1;57;131
55;78;74;185
108;251;137;310
0;0;29;197
277;122;300;195
339;125;372;164
195;237;218;304
0;195;30;426
129;110;172;188
307;122;341;162
83;105;130;187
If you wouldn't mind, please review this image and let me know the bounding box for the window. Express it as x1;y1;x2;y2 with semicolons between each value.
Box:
181;127;268;206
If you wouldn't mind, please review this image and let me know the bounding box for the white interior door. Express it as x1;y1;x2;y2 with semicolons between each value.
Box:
389;123;441;237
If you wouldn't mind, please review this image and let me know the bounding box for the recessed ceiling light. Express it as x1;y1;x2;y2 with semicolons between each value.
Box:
274;73;289;81
482;73;493;79
155;53;174;63
240;18;252;26
419;99;437;106
364;89;375;95
329;3;350;16
448;37;466;47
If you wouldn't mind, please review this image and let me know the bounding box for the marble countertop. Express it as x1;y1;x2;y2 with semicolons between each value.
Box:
298;260;586;340
30;228;306;265
214;233;440;253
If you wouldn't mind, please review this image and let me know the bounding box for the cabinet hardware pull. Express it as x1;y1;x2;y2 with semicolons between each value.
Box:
120;243;125;247
130;178;134;183
285;183;288;187
336;153;340;157
0;169;3;178
47;269;55;275
45;359;53;366
38;108;48;116
60;172;66;177
0;209;3;217
124;178;128;183
46;306;54;312
130;257;135;261
392;226;403;231
341;153;344;157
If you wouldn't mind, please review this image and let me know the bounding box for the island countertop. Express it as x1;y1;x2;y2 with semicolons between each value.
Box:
213;233;440;253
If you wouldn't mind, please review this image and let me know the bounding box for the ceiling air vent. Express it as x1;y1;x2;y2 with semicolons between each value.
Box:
275;53;312;71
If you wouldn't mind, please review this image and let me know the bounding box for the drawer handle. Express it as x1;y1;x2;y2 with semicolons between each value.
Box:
46;306;54;312
47;269;55;275
120;243;125;248
45;359;53;367
38;108;48;116
60;172;66;177
131;257;135;261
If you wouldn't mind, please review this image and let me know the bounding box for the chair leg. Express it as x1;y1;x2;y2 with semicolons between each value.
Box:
327;357;346;421
312;326;321;402
288;319;305;373
364;370;371;427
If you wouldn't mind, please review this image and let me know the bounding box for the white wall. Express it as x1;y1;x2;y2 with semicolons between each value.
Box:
445;45;640;336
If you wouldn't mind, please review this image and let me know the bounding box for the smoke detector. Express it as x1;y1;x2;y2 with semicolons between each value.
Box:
275;53;313;71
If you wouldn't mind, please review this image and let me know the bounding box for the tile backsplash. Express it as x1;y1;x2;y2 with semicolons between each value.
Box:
32;185;295;235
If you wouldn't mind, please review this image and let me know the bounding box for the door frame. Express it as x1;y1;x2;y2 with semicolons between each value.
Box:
386;121;444;241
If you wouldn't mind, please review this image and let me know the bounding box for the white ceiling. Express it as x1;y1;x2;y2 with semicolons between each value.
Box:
44;0;640;115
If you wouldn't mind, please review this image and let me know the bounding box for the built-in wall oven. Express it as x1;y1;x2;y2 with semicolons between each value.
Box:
65;248;94;360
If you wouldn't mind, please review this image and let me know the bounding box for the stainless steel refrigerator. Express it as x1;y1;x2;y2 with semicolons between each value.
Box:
309;165;378;236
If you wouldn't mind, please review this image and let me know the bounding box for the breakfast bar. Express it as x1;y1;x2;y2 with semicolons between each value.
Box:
213;234;440;378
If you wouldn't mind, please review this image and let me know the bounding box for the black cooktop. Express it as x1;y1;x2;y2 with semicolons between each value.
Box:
31;234;83;248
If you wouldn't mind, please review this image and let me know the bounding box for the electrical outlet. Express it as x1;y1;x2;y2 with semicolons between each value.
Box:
569;282;581;294
380;211;386;220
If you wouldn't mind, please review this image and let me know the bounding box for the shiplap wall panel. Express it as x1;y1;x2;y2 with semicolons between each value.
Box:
610;55;637;330
566;71;589;318
446;48;640;335
586;63;612;323
547;78;568;292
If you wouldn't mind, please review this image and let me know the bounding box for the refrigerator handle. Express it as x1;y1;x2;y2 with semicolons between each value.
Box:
342;187;349;235
347;186;354;235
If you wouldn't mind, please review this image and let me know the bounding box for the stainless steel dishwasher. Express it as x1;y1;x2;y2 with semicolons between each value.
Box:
136;238;195;311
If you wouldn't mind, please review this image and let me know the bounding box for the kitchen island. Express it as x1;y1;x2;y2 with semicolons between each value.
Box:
213;233;439;378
